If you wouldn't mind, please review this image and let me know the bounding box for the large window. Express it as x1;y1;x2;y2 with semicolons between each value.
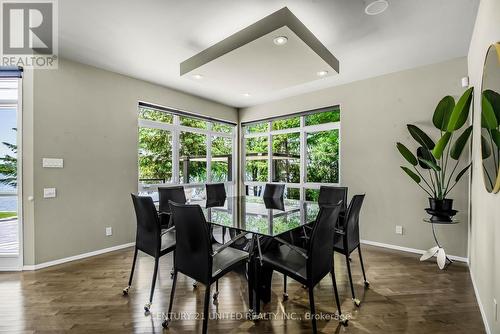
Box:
138;104;236;196
242;106;340;200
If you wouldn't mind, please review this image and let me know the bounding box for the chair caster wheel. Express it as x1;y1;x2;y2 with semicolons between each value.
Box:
353;298;361;307
122;286;130;295
283;293;288;301
144;302;152;313
192;281;198;288
302;285;307;289
364;281;370;288
162;319;170;328
170;269;174;279
339;314;349;326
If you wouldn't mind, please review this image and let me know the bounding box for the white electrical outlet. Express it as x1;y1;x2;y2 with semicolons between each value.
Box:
105;227;112;236
43;188;56;198
395;225;403;235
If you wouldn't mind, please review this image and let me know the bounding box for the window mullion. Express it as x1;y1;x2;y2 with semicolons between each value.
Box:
267;121;272;183
300;116;306;201
207;123;212;183
173;115;180;183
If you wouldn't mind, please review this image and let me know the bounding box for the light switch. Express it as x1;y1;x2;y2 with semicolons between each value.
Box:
42;158;64;168
105;227;112;236
43;188;56;198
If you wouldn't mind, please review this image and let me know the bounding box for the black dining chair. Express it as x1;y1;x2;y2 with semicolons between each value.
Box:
123;194;176;313
162;202;249;333
205;183;227;207
158;186;187;228
206;183;228;242
263;183;285;199
259;204;348;331
334;194;368;307
319;186;348;213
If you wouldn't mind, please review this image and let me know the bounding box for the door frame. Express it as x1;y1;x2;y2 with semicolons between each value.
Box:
0;77;23;271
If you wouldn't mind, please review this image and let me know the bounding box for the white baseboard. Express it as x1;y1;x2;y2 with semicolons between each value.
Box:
469;270;492;334
22;242;135;271
360;239;468;263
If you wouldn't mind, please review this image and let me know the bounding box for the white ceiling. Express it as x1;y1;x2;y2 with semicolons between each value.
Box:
59;0;479;108
184;26;337;97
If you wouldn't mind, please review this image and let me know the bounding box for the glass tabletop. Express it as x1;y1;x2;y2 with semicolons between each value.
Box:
190;196;320;237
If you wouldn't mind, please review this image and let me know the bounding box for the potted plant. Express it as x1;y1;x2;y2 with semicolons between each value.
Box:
396;87;473;222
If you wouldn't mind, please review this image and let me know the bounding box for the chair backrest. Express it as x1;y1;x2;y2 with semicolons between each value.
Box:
318;186;348;212
131;194;161;257
169;201;212;284
263;183;285;199
158;186;186;213
343;195;365;252
263;196;285;211
307;204;341;285
206;183;227;208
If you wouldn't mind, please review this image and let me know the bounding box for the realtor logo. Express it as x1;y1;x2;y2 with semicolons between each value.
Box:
0;0;58;69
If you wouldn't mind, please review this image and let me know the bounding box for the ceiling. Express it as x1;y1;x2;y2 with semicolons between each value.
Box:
58;0;479;108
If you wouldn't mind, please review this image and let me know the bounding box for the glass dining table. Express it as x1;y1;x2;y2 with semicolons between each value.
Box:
157;195;321;316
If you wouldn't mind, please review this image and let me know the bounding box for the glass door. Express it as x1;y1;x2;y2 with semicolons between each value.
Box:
0;78;22;270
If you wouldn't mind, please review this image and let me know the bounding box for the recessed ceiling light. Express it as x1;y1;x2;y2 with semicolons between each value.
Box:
242;93;251;97
273;36;288;46
192;74;204;80
317;70;329;77
365;0;389;15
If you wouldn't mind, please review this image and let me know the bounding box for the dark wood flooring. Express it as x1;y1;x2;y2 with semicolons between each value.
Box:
0;244;485;333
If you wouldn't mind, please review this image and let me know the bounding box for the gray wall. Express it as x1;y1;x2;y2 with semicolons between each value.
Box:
23;58;237;265
468;0;500;332
240;57;469;258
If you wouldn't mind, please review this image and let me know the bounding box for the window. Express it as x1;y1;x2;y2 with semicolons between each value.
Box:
245;136;268;182
138;128;172;184
137;104;236;195
242;106;340;201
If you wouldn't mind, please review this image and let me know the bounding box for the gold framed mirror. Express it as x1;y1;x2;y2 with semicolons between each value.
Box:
481;42;500;193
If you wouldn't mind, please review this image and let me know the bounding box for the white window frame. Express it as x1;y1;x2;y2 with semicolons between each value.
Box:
242;108;341;201
137;106;237;196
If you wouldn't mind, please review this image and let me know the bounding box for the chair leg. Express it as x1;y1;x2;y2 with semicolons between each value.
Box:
170;251;175;279
162;270;178;328
213;279;219;302
283;275;288;300
308;287;317;334
345;254;360;307
203;284;211;334
145;256;159;312
123;247;138;295
331;268;348;326
358;246;369;287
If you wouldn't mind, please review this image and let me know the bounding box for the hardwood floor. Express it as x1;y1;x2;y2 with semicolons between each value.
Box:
0;244;485;334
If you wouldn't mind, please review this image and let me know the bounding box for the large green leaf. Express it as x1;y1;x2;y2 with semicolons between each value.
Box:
481;95;498;129
401;166;421;183
483;89;500;123
396;142;418;166
433;96;455;130
418;158;442;172
407;124;435;149
417;147;435;169
455;163;471;183
447;87;474;131
432;132;452;159
450;126;473;160
482;135;492;159
491;129;500;149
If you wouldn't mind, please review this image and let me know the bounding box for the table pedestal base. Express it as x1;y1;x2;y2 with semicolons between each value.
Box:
420;246;453;270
